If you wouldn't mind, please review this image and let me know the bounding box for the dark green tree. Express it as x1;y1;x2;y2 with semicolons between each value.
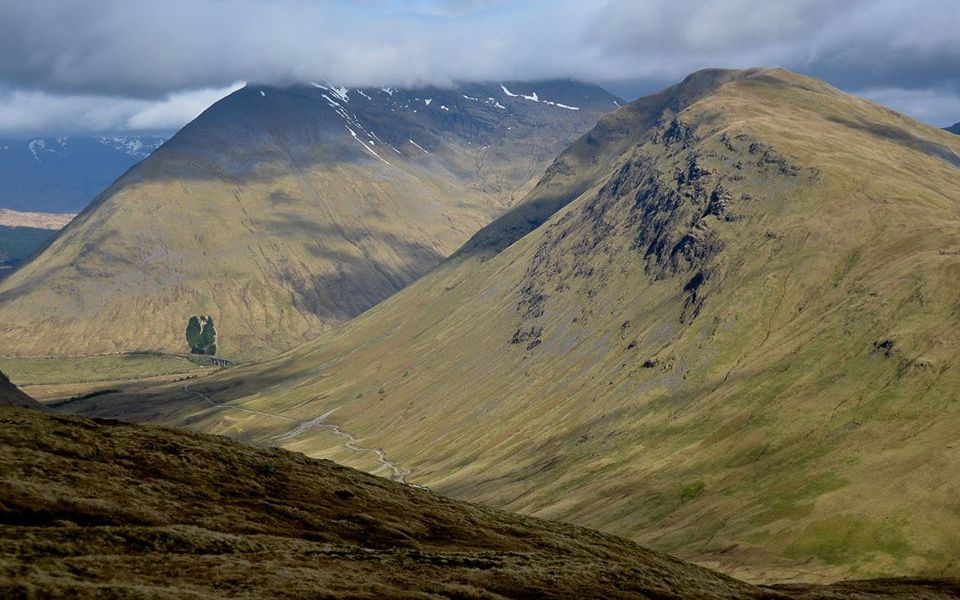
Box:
185;316;203;354
185;315;218;355
199;316;217;355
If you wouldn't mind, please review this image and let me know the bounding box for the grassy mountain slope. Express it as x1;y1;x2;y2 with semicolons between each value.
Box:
63;69;960;581
0;81;617;362
3;406;959;598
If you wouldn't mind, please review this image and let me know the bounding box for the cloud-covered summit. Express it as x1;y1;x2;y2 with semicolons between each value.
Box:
1;0;957;135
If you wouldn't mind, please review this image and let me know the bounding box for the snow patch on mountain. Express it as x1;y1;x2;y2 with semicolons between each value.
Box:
541;100;580;110
409;139;430;154
346;126;390;165
311;82;349;103
499;84;579;110
25;138;71;161
329;86;349;103
28;140;46;161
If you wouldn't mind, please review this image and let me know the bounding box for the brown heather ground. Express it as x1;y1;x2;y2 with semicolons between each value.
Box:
1;404;959;599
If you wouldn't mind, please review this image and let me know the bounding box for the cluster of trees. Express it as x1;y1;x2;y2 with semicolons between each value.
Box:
185;316;217;355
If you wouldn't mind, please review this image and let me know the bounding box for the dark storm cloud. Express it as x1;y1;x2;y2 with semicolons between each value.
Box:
0;0;958;135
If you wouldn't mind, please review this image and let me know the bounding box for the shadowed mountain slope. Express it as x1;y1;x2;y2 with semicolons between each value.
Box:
947;123;960;135
3;405;959;598
0;371;42;409
0;80;617;360
63;68;960;581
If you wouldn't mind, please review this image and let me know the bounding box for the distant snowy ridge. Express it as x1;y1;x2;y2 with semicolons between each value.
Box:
0;135;168;212
94;136;166;158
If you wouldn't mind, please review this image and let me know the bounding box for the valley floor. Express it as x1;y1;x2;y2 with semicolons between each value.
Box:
0;353;218;402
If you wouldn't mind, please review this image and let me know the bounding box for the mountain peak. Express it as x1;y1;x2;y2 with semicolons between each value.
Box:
456;66;955;259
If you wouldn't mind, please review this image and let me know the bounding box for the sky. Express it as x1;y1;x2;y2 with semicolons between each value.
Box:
0;0;958;136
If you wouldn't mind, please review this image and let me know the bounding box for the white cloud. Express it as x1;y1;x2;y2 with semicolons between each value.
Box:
126;83;244;130
857;87;960;128
0;83;243;136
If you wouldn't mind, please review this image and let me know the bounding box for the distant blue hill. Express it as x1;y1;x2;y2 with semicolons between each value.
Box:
946;122;960;134
0;136;166;213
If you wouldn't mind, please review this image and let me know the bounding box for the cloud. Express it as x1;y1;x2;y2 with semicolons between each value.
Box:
125;83;245;130
579;0;960;87
857;87;960;128
0;89;139;136
0;0;957;134
0;83;243;136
